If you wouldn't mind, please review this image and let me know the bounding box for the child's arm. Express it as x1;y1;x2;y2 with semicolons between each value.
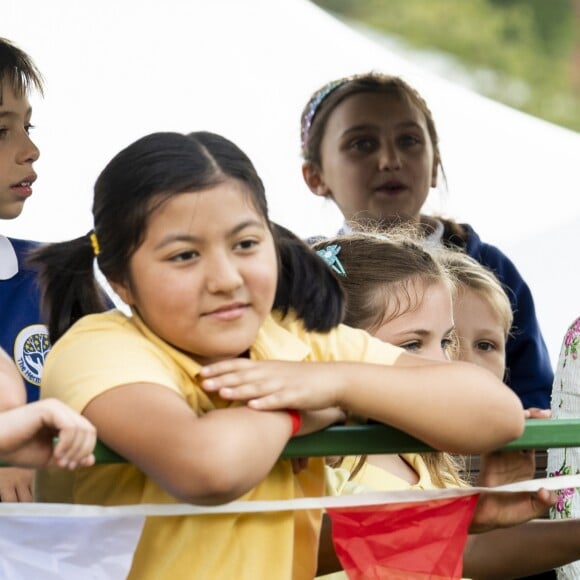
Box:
464;520;580;578
0;399;96;469
83;382;342;505
0;348;26;411
200;355;524;454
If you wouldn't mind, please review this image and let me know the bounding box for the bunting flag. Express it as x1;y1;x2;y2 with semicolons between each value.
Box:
0;475;579;579
327;494;479;579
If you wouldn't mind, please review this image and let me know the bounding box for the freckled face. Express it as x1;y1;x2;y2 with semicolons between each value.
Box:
372;280;454;361
0;82;39;219
453;288;506;380
113;180;278;365
315;92;437;225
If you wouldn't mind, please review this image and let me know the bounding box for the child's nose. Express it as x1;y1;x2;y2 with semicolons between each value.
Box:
378;143;400;171
17;132;40;164
206;255;243;293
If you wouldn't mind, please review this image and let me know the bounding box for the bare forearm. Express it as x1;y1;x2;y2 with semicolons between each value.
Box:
337;360;523;453
125;405;294;505
464;520;580;579
0;351;26;410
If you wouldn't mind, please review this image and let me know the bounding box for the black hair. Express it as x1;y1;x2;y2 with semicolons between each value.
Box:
30;131;344;343
273;223;344;331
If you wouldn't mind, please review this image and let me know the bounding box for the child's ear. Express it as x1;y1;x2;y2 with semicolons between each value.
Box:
108;279;134;306
302;162;332;198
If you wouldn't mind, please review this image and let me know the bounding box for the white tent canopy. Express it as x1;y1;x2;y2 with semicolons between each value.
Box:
3;0;579;364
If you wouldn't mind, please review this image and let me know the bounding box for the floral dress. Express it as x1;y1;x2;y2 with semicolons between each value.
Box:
547;317;580;579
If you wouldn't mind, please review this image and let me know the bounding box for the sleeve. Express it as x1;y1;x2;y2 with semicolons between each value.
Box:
41;317;183;414
473;241;554;409
308;323;404;366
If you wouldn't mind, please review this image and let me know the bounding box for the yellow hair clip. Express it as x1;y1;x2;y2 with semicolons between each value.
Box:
89;231;100;256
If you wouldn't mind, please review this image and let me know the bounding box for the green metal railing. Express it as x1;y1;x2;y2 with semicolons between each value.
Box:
91;418;580;463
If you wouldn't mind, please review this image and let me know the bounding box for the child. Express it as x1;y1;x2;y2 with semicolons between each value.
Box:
32;131;523;579
0;347;96;470
307;232;565;579
441;249;513;382
0;37;47;403
0;37;49;502
299;72;553;411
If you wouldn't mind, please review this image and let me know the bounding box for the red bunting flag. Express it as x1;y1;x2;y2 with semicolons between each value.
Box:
327;494;479;579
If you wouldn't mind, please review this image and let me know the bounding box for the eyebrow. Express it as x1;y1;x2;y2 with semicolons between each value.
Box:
153;218;266;250
395;326;455;339
341;120;424;138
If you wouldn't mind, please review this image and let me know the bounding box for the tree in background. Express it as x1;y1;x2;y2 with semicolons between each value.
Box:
313;0;580;132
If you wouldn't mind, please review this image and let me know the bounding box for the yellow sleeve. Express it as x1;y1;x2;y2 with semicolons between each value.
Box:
41;312;183;413
276;313;404;365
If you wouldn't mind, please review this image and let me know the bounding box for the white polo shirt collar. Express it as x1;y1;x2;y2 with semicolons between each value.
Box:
0;235;19;280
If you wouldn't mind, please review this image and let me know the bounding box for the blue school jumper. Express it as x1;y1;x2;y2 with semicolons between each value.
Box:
0;236;50;402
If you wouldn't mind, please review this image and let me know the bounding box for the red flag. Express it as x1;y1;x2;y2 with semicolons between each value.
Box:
327;494;479;579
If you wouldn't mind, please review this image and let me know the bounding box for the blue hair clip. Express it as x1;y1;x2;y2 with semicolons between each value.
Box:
317;244;346;276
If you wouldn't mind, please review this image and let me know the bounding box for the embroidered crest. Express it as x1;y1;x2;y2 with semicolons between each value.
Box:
14;324;51;386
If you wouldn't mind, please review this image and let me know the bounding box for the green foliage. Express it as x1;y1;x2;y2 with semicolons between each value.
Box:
312;0;579;131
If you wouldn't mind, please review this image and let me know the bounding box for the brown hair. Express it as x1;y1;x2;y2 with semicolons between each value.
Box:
0;37;44;103
438;249;513;339
312;230;465;487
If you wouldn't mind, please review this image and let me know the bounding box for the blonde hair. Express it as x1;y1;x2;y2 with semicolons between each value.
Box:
437;249;513;339
312;230;465;487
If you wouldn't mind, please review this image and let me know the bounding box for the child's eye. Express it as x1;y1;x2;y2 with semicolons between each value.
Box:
0;127;8;140
169;250;198;262
234;239;259;251
398;134;421;148
400;340;421;352
25;124;35;135
348;138;377;153
476;341;496;352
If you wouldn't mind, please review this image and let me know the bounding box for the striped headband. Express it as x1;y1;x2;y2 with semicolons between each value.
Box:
301;77;352;150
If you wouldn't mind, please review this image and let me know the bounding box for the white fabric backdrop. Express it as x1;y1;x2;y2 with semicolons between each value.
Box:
2;0;579;365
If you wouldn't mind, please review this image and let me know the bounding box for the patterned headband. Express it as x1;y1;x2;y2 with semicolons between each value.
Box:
301;77;351;150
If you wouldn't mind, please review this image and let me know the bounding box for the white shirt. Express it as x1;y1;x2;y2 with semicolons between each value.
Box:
0;235;19;280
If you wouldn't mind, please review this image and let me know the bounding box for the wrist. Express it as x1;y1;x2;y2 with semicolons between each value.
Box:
286;409;302;437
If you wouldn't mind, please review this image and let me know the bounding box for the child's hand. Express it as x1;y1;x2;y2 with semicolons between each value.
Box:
523;408;551;419
469;487;557;534
478;450;536;488
473;400;557;534
478;407;551;487
0;467;33;502
200;359;344;411
0;399;97;470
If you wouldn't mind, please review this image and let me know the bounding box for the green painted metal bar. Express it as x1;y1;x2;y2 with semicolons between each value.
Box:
87;418;580;463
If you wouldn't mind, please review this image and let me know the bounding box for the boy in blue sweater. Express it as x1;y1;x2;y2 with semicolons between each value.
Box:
0;37;49;500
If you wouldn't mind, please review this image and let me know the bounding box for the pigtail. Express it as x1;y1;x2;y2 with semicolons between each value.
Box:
27;233;110;343
272;223;344;332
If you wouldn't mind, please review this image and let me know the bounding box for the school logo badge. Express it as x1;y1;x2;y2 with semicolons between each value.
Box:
14;324;51;386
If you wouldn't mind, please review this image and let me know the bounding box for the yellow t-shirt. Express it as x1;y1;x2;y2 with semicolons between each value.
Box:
326;454;439;496
38;309;402;580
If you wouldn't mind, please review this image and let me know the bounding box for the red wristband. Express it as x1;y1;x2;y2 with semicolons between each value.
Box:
287;409;302;437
